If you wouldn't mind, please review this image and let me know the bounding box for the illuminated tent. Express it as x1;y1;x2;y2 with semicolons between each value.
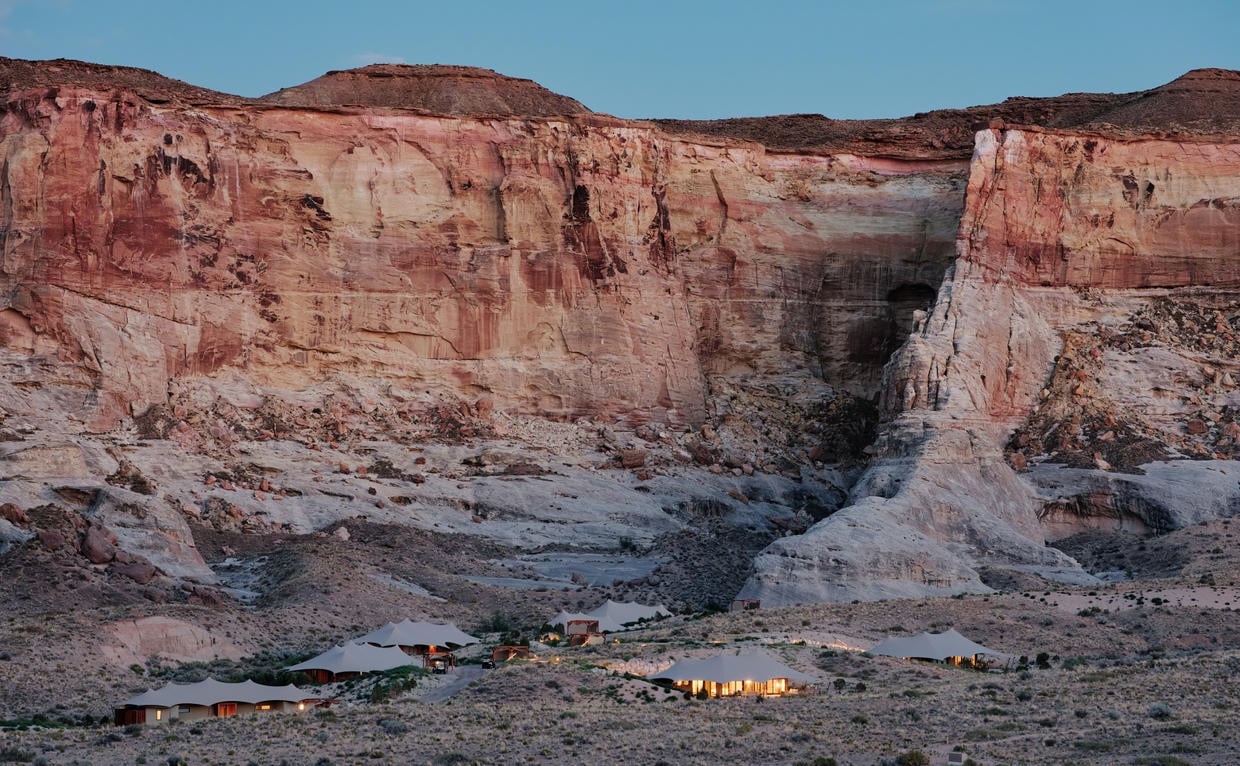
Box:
287;642;413;682
114;678;319;726
356;619;480;649
868;629;1005;663
549;600;670;633
120;678;315;708
647;651;815;697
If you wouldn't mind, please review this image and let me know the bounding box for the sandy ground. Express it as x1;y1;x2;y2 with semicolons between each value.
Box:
1046;585;1240;613
6;447;1240;764
5;589;1240;764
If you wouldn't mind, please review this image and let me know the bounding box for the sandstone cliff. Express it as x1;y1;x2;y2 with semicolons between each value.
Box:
744;121;1240;603
4;58;1240;606
0;58;963;449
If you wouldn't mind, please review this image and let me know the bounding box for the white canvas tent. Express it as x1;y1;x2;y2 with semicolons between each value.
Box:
868;629;1006;663
356;619;479;649
647;651;815;698
114;678;318;726
287;642;413;682
549;600;670;633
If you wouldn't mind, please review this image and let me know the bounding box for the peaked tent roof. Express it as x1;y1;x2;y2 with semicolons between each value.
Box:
287;642;414;675
549;600;670;633
119;678;317;708
591;600;670;627
548;610;601;630
356;619;479;648
647;652;816;685
868;629;1006;661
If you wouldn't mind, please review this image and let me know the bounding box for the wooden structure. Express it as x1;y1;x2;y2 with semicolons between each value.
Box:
422;649;456;671
491;645;531;662
566;618;604;647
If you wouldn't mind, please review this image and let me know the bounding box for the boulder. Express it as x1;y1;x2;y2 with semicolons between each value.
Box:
81;524;117;564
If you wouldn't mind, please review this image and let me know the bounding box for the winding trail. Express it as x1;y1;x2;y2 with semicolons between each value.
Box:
420;665;486;703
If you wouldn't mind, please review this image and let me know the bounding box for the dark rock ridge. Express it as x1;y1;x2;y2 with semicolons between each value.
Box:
655;68;1240;157
259;64;592;115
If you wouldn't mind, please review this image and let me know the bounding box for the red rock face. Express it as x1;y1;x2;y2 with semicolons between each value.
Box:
961;128;1240;291
10;60;1240;604
0;83;963;431
745;124;1240;604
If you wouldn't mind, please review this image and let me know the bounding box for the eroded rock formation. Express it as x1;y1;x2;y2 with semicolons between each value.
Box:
4;58;1240;604
0;59;963;447
744;122;1240;603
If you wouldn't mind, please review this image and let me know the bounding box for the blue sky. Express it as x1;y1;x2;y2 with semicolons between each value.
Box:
1;0;1236;120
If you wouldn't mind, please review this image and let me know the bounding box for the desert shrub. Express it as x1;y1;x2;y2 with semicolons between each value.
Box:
1074;740;1113;752
1015;689;1034;702
150;649;310;686
895;750;930;766
474;611;515;635
1148;703;1173;720
0;747;35;763
378;718;409;736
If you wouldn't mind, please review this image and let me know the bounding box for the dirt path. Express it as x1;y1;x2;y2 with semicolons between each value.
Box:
419;665;486;703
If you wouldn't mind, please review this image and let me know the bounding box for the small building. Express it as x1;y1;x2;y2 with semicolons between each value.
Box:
491;645;531;662
422;649;456;672
566;619;604;647
647;652;815;698
867;629;1007;668
114;678;320;726
286;642;414;684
